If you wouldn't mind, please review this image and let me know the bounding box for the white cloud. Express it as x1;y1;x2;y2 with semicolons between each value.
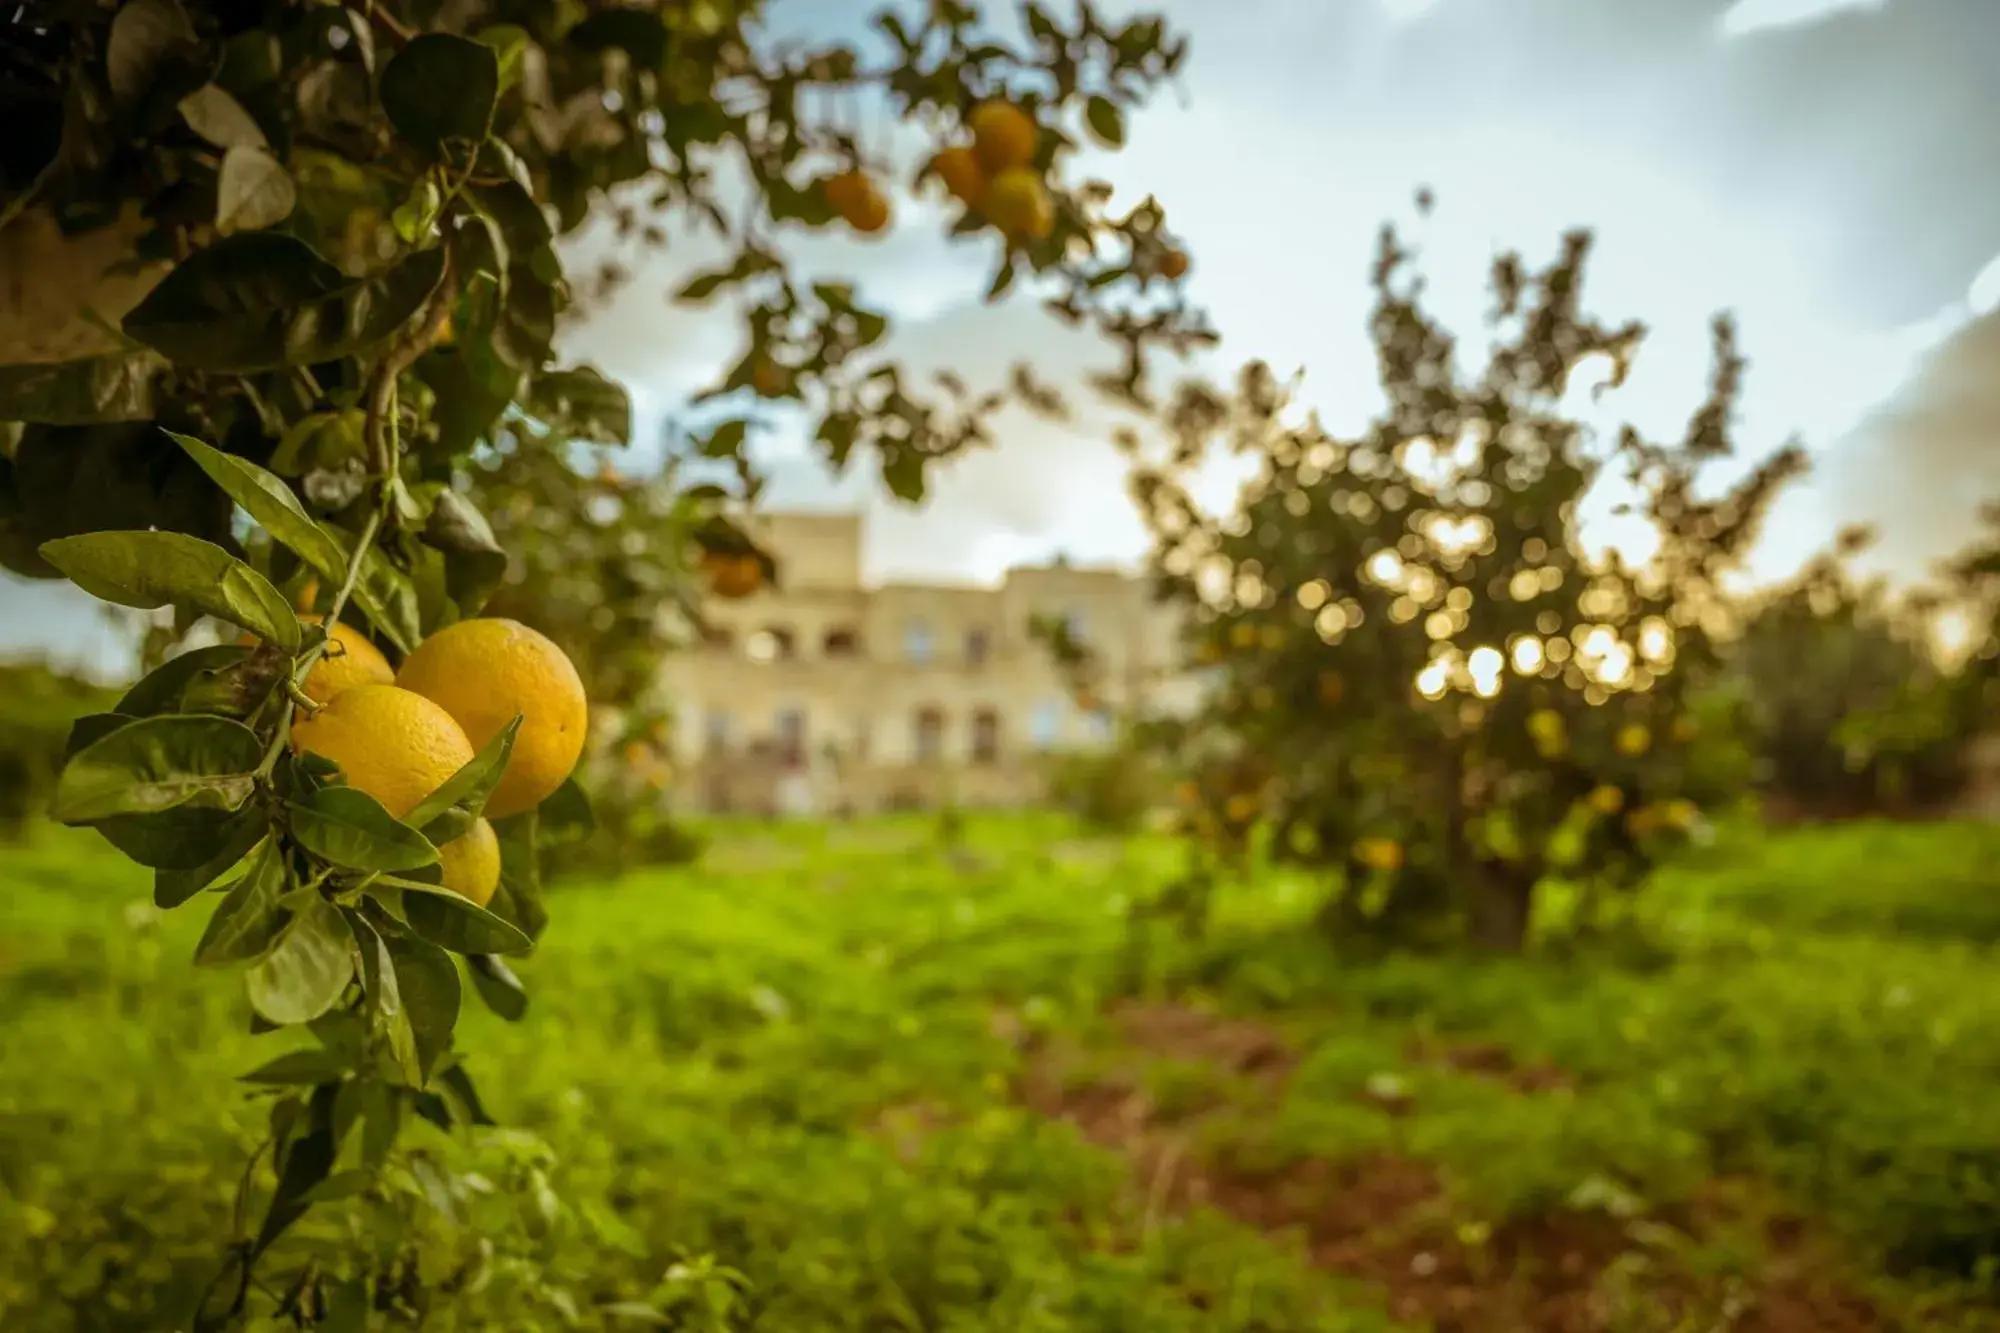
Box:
1717;0;1890;40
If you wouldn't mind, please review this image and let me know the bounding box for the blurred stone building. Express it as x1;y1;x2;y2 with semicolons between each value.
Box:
658;511;1192;814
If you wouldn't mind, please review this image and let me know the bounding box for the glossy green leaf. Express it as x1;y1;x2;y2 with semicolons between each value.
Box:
394;880;533;956
107;0;197;106
407;715;520;839
179;83;267;148
349;912;420;1085
118;644;253;716
380;34;498;153
123;235;447;372
289;786;439;873
383;928;460;1083
466;953;528;1021
193;838;289;965
40;531;301;651
246;893;355;1025
65;712;134;760
491;812;548;943
422;488;507;612
436;1063;495;1126
528;365;631;445
167;432;349;586
54;713;263;823
96;804;246;869
157;820;269;908
216;145;296;234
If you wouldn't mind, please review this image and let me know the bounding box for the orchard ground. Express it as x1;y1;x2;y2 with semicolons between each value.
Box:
5;813;2000;1331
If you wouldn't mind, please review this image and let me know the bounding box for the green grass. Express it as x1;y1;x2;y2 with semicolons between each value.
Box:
3;814;1999;1329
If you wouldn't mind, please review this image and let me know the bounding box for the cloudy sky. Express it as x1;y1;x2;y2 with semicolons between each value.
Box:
8;0;1999;675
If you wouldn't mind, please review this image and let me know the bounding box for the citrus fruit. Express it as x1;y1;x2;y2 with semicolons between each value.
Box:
1159;248;1190;280
1588;784;1625;815
704;550;763;599
984;168;1053;242
751;357;787;396
968;101;1037;173
1224;792;1259;824
1354;837;1404;873
931;145;987;208
437;818;500;908
301;617;395;706
824;170;890;234
1616;723;1652;757
395;618;589;821
290;684;476;820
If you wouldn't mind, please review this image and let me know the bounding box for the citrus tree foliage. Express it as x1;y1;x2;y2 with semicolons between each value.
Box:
1127;223;1802;949
1731;526;1974;817
0;660;121;837
0;0;1201;1322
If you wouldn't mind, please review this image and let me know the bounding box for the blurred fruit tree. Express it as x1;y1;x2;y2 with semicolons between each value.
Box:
1124;218;1798;949
0;0;1206;1322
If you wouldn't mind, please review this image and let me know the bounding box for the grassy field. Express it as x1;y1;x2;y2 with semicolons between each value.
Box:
4;814;1999;1331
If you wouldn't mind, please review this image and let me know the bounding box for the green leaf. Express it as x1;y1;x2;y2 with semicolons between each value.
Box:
407;715;520;838
0;355;164;424
107;0;197;107
395;881;533;956
350;912;420;1085
358;1080;402;1169
1085;95;1126;148
252;1118;336;1258
40;530;301;651
675;269;731;303
290;786;439;873
54;713;263;823
118;644;253;716
123;235;447;373
491;812;548;942
216;145;297;234
167;432;350;587
422;489;507;613
156;812;268;908
528;366;631;445
475;24;531;89
241;1048;352;1085
380;34;499;153
179;83;267;148
297;1170;373;1205
436;1063;495;1126
65;712;134;760
383;929;460;1083
96;805;247;870
467;953;527;1021
247;893;356;1025
193;838;289;965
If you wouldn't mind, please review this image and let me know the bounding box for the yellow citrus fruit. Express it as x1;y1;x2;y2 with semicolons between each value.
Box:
1159;249;1190;280
290;684;476;820
294;579;321;612
437;817;500;908
1616;723;1652;757
1354;837;1404;873
969;101;1038;173
1588;784;1625;815
824;170;890;234
302;617;395;706
704;550;763;599
932;145;987;208
984;168;1053;242
395;618;589;821
1663;798;1699;830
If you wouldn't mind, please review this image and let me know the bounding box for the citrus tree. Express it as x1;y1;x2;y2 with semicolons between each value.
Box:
0;0;1203;1322
1126;219;1799;949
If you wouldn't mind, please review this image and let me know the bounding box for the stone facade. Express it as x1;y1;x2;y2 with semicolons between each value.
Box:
659;512;1189;814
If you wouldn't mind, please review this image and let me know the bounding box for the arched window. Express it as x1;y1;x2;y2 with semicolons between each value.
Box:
823;627;861;657
964;626;992;665
970;708;1001;764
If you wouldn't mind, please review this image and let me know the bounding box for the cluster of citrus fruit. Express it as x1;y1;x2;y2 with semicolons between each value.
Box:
279;614;588;908
818;100;1066;247
701;547;764;600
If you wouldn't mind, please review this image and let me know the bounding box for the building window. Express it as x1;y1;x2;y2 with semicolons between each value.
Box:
904;620;935;664
965;626;991;666
970;707;1001;764
913;706;944;762
775;707;806;767
823;627;861;657
1028;699;1062;751
704;708;731;757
